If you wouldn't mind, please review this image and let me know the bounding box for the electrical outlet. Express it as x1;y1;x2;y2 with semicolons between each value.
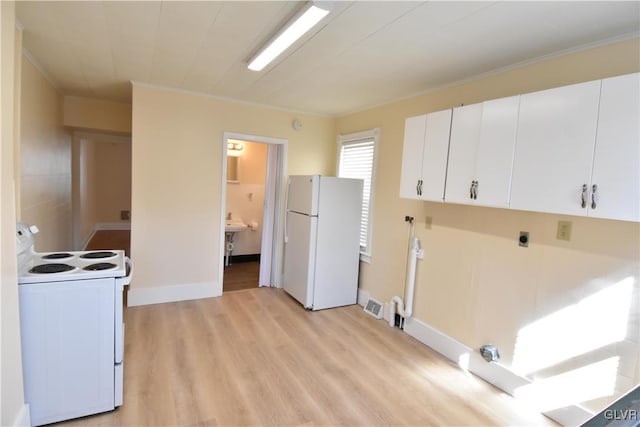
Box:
425;216;432;229
519;231;529;247
557;221;572;241
121;210;131;220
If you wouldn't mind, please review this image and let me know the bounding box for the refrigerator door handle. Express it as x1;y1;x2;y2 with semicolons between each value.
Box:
284;178;291;243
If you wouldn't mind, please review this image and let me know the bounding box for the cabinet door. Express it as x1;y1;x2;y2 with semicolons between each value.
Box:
475;95;520;208
510;80;601;216
399;114;427;200
445;103;482;205
589;73;640;222
421;109;452;202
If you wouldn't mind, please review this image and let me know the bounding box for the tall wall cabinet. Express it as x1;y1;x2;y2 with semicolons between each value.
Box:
399;72;640;222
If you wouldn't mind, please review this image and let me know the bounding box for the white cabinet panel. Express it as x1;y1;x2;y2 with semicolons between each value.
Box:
399;115;427;200
475;95;520;208
421;109;452;202
399;109;452;202
510;80;601;216
446;103;482;205
589;73;640;222
446;96;519;208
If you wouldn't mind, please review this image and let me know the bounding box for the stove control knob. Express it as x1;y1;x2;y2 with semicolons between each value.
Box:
29;225;39;234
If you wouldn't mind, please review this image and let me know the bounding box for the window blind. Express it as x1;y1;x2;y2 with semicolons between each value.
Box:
338;138;375;253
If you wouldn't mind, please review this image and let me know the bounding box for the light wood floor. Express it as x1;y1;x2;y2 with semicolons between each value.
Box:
59;288;556;427
85;230;131;257
223;261;260;292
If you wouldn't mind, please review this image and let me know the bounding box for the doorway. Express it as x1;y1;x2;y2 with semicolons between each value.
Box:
220;132;287;293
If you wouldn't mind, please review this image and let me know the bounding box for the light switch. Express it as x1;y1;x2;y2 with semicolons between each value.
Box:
557;221;572;241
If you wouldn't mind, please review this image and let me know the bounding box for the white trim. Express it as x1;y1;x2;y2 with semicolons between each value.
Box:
130;80;331;118
12;403;31;427
22;48;61;93
356;288;369;307
95;222;131;231
403;316;593;427
127;281;219;307
220;132;288;294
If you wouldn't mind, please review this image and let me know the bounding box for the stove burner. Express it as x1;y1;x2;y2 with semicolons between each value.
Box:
83;263;117;271
80;251;117;260
29;264;75;274
42;253;73;260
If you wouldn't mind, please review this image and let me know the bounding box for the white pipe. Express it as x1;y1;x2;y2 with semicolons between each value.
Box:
389;296;404;327
404;237;421;318
389;232;422;327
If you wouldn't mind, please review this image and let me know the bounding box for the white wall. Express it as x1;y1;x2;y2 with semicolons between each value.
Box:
129;83;336;305
20;52;71;251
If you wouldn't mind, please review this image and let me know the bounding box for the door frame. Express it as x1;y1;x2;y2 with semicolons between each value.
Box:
219;132;287;292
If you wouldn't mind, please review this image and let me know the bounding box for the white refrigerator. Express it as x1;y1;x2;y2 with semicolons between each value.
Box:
283;175;363;310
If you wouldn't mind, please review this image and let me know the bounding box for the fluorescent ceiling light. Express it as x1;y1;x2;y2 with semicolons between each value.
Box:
248;2;331;72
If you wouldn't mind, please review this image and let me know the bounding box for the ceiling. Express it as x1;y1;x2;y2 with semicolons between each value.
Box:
15;1;640;116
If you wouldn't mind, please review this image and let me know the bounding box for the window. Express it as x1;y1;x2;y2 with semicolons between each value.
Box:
337;129;379;262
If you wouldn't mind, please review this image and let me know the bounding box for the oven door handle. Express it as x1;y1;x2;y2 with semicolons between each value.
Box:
116;256;133;288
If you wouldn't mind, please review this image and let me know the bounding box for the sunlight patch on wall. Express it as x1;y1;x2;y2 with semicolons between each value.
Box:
513;277;634;376
513;357;619;412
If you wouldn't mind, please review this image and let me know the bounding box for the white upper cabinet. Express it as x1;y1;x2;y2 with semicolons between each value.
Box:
399;109;452;201
445;103;482;205
446;96;519;207
589;73;640;222
399;114;427;200
510;80;601;216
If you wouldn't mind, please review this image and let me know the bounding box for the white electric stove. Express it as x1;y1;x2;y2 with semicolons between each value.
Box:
16;222;132;426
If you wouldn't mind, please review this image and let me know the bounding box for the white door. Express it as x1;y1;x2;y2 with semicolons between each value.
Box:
313;177;362;310
446;103;482;205
283;212;316;308
421;109;453;202
510;80;601;216
287;175;318;215
399;115;427;199
589;73;640;222
475;95;520;208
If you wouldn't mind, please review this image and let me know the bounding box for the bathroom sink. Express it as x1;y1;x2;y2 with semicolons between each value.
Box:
225;220;248;233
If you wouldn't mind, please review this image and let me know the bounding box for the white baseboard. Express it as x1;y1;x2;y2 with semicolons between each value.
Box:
12;403;30;427
95;222;131;231
403;316;593;426
357;289;393;323
127;281;220;307
357;288;369;307
82;222;131;250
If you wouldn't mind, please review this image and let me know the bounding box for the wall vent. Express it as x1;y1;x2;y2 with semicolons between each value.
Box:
364;297;384;319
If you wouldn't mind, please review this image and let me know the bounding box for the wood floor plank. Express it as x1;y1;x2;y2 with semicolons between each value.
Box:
58;288;556;427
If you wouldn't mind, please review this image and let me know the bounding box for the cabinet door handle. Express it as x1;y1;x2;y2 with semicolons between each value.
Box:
416;180;420;196
581;184;588;208
473;181;478;200
591;184;598;210
470;181;474;199
418;180;423;196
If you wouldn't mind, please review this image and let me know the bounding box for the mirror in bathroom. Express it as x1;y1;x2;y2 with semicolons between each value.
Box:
227;156;239;183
